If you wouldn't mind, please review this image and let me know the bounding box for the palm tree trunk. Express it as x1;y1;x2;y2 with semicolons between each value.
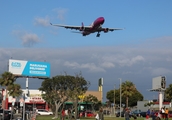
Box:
126;97;128;108
5;87;8;109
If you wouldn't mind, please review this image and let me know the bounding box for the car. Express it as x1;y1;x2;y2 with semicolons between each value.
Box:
81;111;95;117
140;112;147;117
168;111;172;118
86;111;95;117
132;110;142;117
0;109;13;120
37;109;53;115
116;111;125;117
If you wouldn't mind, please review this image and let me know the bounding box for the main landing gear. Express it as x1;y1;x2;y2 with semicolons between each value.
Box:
96;32;100;37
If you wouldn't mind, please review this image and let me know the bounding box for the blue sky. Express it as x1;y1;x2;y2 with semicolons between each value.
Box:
1;1;172;102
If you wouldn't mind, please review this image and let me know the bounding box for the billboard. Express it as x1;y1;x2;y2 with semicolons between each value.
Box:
152;76;166;90
9;59;50;78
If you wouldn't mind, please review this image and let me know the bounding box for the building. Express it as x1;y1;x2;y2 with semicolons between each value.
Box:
1;88;102;111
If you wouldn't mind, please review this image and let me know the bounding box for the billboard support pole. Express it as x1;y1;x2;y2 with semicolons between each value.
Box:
159;91;162;110
26;78;29;96
23;93;25;120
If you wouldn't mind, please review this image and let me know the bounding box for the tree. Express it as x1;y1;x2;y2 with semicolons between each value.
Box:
0;72;17;87
39;72;90;119
0;71;22;109
121;81;136;108
8;84;23;97
128;89;143;106
67;73;90;119
106;89;120;104
39;75;72;119
83;94;98;111
144;102;155;107
165;84;172;101
106;88;143;107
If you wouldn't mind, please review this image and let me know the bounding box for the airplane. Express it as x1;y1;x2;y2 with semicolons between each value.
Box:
50;17;123;37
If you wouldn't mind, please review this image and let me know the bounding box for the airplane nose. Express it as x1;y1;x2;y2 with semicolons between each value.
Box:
100;17;105;24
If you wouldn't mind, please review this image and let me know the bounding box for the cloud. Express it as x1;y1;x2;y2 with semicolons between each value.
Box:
53;8;68;21
151;67;172;76
0;44;172;100
101;62;115;68
64;61;105;72
13;30;41;47
34;17;50;27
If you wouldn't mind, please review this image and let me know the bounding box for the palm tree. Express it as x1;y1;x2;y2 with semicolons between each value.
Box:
8;84;23;97
8;84;23;112
0;71;21;109
165;84;172;101
121;81;136;108
0;71;16;87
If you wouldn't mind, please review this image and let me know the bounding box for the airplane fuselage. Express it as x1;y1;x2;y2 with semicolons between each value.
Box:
82;17;105;36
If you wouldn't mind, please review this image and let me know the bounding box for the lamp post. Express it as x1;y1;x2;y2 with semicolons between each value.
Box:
114;84;115;116
119;78;122;118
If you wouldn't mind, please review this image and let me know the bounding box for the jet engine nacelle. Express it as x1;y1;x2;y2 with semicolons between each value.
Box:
104;28;109;33
80;27;85;31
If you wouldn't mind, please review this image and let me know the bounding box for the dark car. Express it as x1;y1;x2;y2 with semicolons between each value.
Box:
116;111;124;117
0;109;13;120
140;112;146;117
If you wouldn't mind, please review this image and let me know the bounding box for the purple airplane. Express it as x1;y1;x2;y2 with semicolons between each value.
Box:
50;17;123;37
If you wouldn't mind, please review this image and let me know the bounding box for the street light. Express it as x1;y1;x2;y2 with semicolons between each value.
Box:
119;78;122;118
114;84;115;116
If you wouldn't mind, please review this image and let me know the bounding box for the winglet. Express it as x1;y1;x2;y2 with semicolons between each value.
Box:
50;23;52;25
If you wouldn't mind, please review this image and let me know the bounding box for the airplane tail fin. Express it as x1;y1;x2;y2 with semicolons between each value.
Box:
82;22;84;27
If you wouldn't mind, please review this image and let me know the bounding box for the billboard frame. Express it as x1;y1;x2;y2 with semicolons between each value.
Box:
8;59;50;79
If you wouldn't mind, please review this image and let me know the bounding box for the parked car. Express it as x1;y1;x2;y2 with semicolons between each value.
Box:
0;109;13;120
168;111;172;118
132;110;142;117
85;111;95;117
140;112;146;117
37;109;53;115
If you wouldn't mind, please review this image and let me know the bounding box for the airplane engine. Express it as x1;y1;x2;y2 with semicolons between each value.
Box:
104;28;109;33
80;27;85;31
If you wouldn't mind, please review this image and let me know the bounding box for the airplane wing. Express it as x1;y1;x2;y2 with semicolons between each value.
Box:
99;27;123;32
50;23;91;31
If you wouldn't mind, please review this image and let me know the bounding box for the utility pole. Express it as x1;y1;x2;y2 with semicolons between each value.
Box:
114;84;115;116
119;78;122;118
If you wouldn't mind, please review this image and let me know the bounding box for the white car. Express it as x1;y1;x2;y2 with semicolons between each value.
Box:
37;109;53;115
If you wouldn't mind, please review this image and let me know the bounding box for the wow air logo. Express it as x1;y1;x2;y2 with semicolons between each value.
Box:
11;62;21;68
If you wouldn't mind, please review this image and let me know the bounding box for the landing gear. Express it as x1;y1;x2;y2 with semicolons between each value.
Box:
96;33;100;37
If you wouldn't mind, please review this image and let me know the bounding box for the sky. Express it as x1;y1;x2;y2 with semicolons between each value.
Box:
0;1;172;102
